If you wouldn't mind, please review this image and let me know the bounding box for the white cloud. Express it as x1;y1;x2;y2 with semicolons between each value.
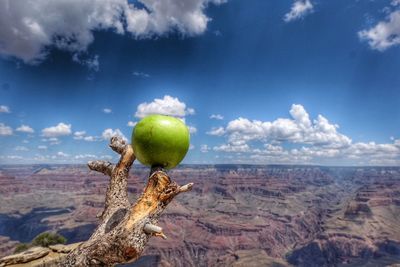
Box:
227;139;400;166
84;136;98;142
74;131;86;137
295;141;400;165
213;143;250;153
345;142;398;157
222;104;351;148
16;124;34;133
135;95;195;118
206;126;225;136
72;54;99;71
127;121;137;127
0;0;226;64
0;123;13;136
75;154;97;159
284;0;314;22
0;105;10;113
73;131;100;141
200;144;210;153
103;108;112;114
38;145;47;150
359;10;400;51
206;104;400;165
188;126;197;134
15;146;28;151
57;151;69;157
133;71;150;78
210;114;223;120
42;137;61;145
42;122;71;137
102;128;128;142
6;155;23;160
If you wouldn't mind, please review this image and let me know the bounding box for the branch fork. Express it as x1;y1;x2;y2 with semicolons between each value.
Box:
62;136;193;266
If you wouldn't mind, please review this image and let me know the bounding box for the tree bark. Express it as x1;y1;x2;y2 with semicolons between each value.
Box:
60;136;193;266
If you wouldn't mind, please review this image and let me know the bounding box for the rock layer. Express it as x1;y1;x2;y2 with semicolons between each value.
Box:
0;165;399;266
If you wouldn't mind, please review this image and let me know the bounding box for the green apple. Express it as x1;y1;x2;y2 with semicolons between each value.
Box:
132;114;190;169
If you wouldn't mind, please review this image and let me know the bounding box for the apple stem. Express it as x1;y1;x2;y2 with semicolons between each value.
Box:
150;165;166;175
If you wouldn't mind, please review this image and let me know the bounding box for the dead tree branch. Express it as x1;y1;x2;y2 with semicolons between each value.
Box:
88;160;114;177
61;136;193;266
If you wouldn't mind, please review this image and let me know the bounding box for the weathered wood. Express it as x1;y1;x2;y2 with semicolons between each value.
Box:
143;224;167;239
88;160;114;177
59;136;193;266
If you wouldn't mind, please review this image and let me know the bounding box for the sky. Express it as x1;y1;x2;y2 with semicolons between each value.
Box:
0;0;399;166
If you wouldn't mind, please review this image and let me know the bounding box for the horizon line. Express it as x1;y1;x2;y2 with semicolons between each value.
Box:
0;163;399;168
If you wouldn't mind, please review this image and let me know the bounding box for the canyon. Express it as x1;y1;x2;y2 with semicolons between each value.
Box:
0;164;399;266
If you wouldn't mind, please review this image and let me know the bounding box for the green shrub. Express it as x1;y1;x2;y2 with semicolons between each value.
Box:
14;243;30;253
31;232;67;247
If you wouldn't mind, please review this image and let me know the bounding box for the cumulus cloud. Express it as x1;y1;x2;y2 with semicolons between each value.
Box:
208;105;400;165
345;142;399;158
74;131;86;137
188;126;197;134
102;128;127;142
0;0;226;64
207;126;226;136
42;137;61;145
83;136;98;142
206;104;400;165
103;108;112;114
135;95;195;119
16;124;34;133
213;143;250;153
292;141;400;165
284;0;314;22
359;10;400;51
210;114;224;120
38;145;47;150
42;122;72;137
395;139;400;146
0;105;10;113
229;139;400;166
57;151;69;157
0;123;13;136
200;144;210;153
73;131;99;141
127;121;137;127
222;104;351;147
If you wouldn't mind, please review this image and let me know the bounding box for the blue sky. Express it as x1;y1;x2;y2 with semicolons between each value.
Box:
0;0;399;165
